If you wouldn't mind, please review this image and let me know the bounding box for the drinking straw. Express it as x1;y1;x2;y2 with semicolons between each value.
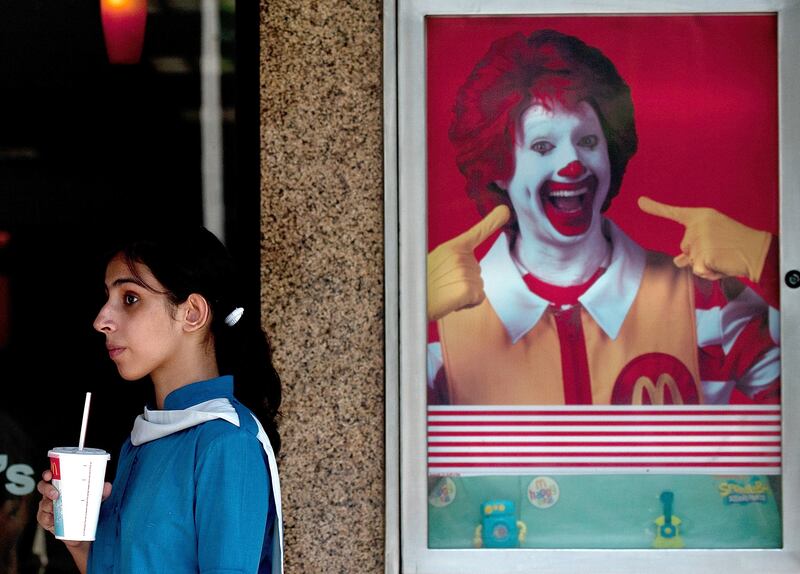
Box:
78;392;92;451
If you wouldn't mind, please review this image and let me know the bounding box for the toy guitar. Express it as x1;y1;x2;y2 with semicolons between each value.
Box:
654;491;684;549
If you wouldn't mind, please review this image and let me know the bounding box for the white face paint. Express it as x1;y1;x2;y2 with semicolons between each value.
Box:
505;100;611;244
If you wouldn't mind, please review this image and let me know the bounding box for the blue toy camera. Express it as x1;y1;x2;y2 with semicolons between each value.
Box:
481;499;519;548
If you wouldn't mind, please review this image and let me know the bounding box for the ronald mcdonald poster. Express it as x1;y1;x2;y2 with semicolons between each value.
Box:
422;13;782;551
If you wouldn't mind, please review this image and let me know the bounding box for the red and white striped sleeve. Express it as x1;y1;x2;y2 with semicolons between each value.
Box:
695;273;780;405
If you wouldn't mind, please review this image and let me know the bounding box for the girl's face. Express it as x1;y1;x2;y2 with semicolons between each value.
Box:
505;100;611;242
93;254;184;382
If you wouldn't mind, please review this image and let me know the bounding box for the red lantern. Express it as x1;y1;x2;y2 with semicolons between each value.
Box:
100;0;147;64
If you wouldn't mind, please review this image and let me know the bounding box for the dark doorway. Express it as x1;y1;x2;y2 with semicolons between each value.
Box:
0;2;259;570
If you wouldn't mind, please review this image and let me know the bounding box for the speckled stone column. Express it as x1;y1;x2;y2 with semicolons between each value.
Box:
260;1;385;572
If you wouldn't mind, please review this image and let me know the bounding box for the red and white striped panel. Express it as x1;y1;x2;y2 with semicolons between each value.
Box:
427;405;781;475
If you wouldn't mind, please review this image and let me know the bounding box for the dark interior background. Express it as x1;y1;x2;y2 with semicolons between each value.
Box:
0;1;259;570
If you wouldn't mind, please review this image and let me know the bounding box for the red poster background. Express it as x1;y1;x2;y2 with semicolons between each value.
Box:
426;15;778;255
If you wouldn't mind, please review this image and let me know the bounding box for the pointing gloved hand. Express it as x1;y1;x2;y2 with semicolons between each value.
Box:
638;196;772;282
427;205;511;322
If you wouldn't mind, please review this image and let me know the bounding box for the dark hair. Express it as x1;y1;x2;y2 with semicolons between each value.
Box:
110;226;282;454
450;29;638;236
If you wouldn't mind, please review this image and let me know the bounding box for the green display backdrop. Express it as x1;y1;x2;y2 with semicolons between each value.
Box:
428;475;781;549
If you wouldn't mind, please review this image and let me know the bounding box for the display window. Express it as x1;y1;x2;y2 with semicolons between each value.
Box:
389;2;800;572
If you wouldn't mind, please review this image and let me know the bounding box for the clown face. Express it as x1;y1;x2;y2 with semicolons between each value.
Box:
505;100;611;242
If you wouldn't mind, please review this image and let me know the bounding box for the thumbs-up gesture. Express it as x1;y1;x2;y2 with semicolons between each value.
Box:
638;196;772;282
427;205;511;322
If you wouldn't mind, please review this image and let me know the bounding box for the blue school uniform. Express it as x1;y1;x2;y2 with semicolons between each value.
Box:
88;376;282;573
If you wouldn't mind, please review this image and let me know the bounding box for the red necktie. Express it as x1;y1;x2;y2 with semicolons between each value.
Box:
522;268;605;404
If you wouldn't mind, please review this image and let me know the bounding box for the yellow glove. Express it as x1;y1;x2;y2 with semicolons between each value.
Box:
638;196;772;282
427;205;511;322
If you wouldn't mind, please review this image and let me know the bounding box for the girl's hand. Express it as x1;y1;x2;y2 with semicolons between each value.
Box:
36;469;112;547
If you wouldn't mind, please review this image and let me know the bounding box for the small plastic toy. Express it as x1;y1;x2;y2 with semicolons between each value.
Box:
473;500;527;548
653;490;684;549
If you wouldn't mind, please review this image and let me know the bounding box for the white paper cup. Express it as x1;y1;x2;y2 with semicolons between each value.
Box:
47;447;110;541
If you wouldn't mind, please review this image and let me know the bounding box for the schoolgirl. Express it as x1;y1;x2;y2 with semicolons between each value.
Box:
36;226;283;573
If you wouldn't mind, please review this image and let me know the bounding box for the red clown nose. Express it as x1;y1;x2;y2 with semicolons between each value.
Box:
557;160;586;179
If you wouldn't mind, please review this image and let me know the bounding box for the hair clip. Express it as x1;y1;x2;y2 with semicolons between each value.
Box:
224;307;244;327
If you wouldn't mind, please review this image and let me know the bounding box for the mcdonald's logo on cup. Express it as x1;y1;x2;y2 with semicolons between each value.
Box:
49;456;61;480
611;353;699;405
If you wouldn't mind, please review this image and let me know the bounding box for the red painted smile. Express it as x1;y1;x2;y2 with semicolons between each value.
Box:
539;175;598;236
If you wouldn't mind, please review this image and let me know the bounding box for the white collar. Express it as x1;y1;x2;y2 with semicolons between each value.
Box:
481;219;646;344
131;398;240;445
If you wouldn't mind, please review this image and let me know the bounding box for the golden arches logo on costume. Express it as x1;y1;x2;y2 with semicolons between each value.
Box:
631;374;684;405
611;353;700;405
